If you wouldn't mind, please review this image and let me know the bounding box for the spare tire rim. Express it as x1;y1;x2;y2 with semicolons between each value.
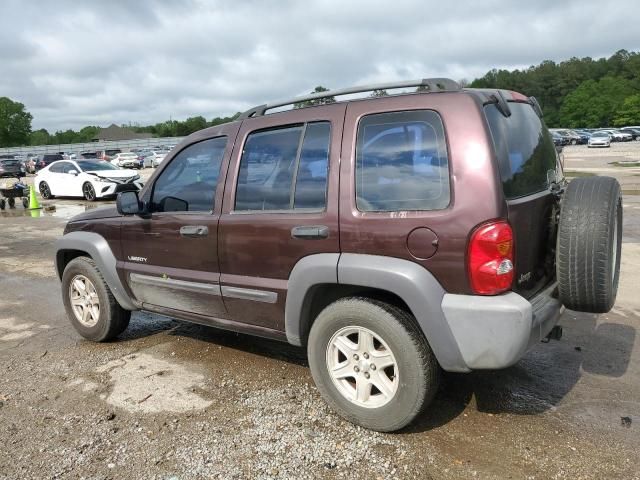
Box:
69;274;100;327
326;326;399;408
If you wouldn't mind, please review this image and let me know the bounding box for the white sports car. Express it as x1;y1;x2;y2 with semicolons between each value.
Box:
35;159;143;201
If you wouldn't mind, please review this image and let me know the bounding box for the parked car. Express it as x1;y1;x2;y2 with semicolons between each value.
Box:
97;149;122;161
80;151;99;159
588;131;611;148
552;129;583;145
568;129;590;144
0;155;23;178
619;127;640;140
110;152;142;169
30;153;64;172
54;79;622;432
550;131;565;147
142;150;167;168
35;159;143;201
597;129;632;142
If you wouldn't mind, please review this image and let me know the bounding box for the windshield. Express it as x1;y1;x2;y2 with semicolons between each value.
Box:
593;132;608;137
77;160;119;171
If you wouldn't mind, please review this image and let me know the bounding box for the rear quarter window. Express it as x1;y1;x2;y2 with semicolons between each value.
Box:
355;110;450;212
484;102;557;199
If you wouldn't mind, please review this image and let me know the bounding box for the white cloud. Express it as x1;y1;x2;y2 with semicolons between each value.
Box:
1;0;638;130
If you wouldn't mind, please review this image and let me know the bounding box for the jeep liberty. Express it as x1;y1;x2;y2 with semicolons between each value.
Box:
54;79;622;431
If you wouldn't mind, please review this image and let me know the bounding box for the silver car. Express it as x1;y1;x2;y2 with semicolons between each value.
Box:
588;131;611;148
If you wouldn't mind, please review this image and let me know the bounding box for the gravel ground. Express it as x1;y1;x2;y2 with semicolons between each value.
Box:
1;150;639;479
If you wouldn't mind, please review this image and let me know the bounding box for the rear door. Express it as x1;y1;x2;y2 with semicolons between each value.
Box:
484;101;560;298
217;104;344;332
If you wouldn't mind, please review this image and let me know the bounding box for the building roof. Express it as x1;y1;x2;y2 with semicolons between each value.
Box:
93;124;153;142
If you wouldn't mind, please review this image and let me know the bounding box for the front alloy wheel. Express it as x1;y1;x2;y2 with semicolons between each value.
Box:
69;274;100;327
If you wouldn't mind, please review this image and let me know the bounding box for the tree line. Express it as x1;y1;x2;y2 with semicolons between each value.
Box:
470;49;640;128
2;49;640;148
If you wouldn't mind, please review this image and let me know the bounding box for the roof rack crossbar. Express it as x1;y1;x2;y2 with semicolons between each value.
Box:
238;77;461;119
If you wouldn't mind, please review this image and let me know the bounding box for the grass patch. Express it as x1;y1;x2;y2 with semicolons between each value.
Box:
564;170;596;177
609;161;640;167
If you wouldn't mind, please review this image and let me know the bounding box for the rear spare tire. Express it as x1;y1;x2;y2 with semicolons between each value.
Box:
557;176;622;313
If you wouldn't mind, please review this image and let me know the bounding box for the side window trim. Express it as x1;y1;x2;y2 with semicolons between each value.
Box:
288;123;308;209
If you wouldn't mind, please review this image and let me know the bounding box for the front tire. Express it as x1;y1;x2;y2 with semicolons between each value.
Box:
61;256;131;341
83;182;96;201
308;298;440;432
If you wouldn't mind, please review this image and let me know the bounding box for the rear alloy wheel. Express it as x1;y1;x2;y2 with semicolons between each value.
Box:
557;176;622;313
308;298;440;432
83;182;96;201
39;181;53;199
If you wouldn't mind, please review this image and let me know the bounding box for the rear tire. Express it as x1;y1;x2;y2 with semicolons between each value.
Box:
8;197;15;208
557;176;622;313
61;256;131;341
0;199;5;210
39;181;54;199
308;298;440;432
83;182;96;201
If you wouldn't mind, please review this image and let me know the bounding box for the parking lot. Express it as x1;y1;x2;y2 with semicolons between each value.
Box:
1;146;639;479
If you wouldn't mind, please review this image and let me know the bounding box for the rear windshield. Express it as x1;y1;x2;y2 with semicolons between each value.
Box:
484;102;557;199
0;159;19;166
43;154;64;162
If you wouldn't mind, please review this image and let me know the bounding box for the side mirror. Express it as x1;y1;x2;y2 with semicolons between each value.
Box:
117;190;143;215
68;169;78;176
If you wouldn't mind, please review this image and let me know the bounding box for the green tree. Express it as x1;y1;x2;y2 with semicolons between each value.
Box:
559;76;634;128
30;128;51;146
370;89;389;97
0;97;33;147
294;86;336;109
78;126;99;142
613;94;640;126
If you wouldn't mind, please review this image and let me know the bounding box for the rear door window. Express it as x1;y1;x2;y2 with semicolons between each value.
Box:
484;102;557;199
235;122;331;211
355;110;450;212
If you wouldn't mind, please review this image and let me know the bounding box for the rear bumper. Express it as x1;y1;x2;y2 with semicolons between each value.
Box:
441;283;563;370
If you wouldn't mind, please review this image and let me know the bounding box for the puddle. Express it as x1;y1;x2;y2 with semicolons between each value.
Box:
0;203;101;219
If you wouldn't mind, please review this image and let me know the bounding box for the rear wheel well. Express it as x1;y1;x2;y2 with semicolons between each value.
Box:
56;249;91;279
299;284;413;346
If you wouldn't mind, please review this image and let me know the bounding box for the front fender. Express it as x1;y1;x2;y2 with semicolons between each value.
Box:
54;231;137;311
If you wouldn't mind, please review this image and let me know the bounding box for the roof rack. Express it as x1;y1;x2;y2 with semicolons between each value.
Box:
238;78;461;119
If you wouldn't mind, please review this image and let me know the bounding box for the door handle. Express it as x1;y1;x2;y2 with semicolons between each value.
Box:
291;225;329;240
180;225;209;237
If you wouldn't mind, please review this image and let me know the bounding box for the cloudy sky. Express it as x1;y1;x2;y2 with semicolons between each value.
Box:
1;0;639;131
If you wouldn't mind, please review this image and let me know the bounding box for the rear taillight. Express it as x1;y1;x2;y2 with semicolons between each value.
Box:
468;220;514;295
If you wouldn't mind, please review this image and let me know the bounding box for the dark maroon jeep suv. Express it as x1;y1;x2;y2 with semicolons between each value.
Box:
54;79;622;431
